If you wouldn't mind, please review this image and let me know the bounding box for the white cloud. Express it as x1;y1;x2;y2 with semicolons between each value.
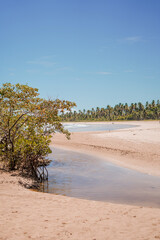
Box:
96;72;112;75
126;36;142;42
9;73;15;76
8;68;16;71
8;68;16;76
119;36;142;44
27;60;56;67
27;56;56;67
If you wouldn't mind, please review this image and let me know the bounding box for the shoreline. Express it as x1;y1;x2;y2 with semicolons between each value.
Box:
1;120;160;239
1;170;160;240
52;121;160;177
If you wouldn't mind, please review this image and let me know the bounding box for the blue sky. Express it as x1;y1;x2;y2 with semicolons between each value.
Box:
0;0;160;110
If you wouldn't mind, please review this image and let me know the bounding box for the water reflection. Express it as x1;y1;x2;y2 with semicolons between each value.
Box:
39;148;160;208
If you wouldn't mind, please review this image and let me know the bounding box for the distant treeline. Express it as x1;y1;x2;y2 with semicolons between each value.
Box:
60;100;160;121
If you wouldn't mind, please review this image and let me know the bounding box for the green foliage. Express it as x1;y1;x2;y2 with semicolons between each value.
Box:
0;83;76;180
61;100;160;122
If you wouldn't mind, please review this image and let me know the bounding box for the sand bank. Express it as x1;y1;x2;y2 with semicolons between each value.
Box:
1;121;160;240
52;121;160;176
1;170;160;240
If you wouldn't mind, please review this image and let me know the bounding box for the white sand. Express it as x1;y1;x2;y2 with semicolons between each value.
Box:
52;121;160;176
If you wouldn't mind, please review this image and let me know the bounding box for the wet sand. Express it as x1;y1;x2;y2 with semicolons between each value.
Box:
1;121;160;240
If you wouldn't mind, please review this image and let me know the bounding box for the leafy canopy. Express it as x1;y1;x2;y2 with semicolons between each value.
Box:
0;83;76;180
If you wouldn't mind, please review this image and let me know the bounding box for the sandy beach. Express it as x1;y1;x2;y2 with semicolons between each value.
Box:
1;121;160;240
52;121;160;176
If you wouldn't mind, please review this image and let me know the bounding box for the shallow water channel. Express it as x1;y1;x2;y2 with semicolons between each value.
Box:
40;147;160;208
63;122;136;132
